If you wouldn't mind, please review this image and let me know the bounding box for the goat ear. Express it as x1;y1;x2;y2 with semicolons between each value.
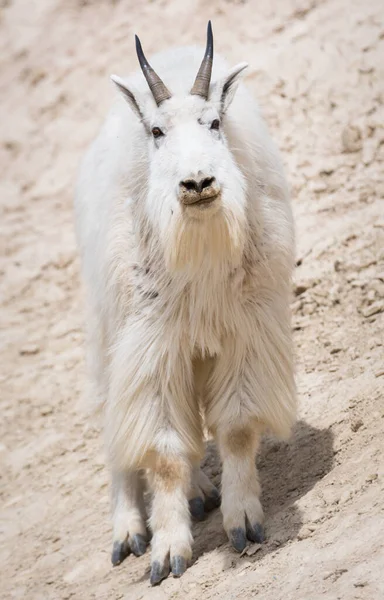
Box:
110;74;144;121
211;62;248;114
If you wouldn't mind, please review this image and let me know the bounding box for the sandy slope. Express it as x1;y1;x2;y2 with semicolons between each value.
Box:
1;0;383;598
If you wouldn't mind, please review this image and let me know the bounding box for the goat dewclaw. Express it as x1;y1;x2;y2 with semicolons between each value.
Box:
74;21;296;586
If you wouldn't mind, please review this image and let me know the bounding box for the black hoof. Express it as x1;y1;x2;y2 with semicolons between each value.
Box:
189;496;205;521
246;520;265;544
204;488;221;512
229;527;247;553
111;540;129;566
150;560;170;586
171;555;187;578
129;533;147;557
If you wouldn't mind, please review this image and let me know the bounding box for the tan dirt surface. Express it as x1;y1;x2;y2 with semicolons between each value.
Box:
1;1;383;598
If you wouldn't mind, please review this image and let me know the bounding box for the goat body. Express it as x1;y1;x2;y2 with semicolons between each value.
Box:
75;30;296;585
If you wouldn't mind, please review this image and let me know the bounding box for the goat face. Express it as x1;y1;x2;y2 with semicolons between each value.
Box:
112;23;249;273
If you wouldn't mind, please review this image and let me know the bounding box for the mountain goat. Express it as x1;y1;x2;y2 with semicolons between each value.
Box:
75;22;296;585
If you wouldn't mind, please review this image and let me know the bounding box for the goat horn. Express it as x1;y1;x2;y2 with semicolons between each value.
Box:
135;35;172;106
190;21;214;99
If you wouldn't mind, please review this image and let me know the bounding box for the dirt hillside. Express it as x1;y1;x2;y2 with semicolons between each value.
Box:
1;1;383;599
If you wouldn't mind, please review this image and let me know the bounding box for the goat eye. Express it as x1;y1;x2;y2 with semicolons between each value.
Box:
152;127;164;138
210;119;220;130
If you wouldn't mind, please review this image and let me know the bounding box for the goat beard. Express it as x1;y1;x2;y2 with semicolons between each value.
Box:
162;203;247;275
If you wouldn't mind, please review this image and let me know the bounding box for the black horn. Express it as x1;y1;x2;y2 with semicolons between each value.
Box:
190;21;214;99
135;35;172;106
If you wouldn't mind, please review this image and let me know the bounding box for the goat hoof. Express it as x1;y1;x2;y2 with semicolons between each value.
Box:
229;527;247;553
189;496;205;521
150;559;170;586
171;555;187;578
111;540;129;566
204;488;221;512
246;520;265;544
129;534;147;557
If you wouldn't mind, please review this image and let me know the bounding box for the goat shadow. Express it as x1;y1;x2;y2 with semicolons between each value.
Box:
191;419;334;566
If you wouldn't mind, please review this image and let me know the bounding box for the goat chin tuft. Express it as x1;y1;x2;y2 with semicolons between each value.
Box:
162;204;246;275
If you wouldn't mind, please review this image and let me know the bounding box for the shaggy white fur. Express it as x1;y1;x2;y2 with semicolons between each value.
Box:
75;40;296;584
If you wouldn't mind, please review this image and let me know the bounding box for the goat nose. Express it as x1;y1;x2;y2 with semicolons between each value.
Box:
180;176;216;194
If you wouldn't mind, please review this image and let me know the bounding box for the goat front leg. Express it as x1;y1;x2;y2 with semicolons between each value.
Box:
216;421;265;552
147;452;193;585
207;298;296;551
111;469;148;565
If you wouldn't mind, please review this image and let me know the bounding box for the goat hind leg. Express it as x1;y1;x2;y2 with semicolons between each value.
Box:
188;466;220;521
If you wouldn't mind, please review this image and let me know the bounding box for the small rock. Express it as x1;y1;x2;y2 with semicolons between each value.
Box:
324;568;348;583
330;347;342;354
369;280;384;298
310;180;328;193
297;526;313;540
40;405;53;416
244;543;262;557
334;259;343;272
318;164;335;176
341;125;363;153
351;419;363;432
302;303;317;315
19;343;40;356
294;283;308;296
361;301;384;317
375;369;384;378
366;289;376;304
366;473;378;483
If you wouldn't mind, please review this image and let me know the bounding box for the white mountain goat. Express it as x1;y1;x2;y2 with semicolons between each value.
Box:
75;22;296;585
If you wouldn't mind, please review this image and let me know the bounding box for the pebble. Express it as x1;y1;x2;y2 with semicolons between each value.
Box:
351;419;363;432
310;180;328;193
324;568;348;583
302;303;317;315
367;289;376;303
241;543;262;557
361;301;384;317
369;280;384;298
19;343;40;356
341;125;363;153
297;526;313;540
334;259;343;272
294;283;308;296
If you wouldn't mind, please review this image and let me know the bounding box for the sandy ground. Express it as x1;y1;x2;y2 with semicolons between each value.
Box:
1;0;383;598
